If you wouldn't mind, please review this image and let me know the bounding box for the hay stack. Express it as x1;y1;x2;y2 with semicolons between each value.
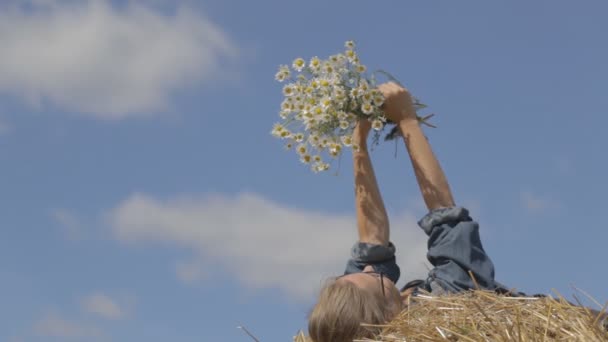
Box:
294;290;608;341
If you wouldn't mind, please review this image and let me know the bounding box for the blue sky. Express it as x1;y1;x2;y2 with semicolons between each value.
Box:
1;0;607;341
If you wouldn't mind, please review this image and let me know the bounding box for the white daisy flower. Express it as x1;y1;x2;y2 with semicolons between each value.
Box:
313;155;322;163
280;130;292;139
275;72;287;82
275;65;290;82
330;53;347;67
341;135;353;146
372;119;383;131
358;79;370;92
312;162;330;173
302;114;313;123
294;133;305;142
300;154;312;164
361;102;374;115
320;97;333;109
281;99;293;111
352;143;361;152
309;56;322;72
373;94;384;107
271;123;284;137
279;110;290;119
285;142;293;150
296;144;308;155
337;111;348;121
361;91;373;103
345;49;357;62
355;64;367;74
283;84;295;97
319;136;330;148
329;143;342;155
345;40;356;50
309;134;321;146
334;99;346;109
339;120;349;130
303;103;314;114
334;86;346;98
319;77;332;89
305;118;318;130
319;87;332;98
312;106;324;116
292;58;306;71
329;54;341;64
323;62;335;74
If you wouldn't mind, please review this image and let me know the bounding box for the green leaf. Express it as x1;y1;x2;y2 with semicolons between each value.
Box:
373;69;405;87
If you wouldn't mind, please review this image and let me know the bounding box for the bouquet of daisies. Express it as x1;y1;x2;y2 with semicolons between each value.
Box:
272;41;431;173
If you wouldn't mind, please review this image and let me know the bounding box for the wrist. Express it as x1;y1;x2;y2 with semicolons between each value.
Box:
352;131;369;145
352;137;369;153
398;117;420;133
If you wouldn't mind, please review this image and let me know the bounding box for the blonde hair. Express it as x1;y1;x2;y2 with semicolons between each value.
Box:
308;278;394;342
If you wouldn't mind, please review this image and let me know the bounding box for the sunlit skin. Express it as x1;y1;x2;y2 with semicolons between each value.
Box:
339;265;416;312
347;82;453;316
339;265;402;305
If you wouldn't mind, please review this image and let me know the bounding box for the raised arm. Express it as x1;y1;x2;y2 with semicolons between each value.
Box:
378;82;455;210
352;119;390;245
379;83;499;293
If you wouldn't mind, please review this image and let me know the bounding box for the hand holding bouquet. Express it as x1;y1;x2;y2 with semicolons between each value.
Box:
271;41;433;173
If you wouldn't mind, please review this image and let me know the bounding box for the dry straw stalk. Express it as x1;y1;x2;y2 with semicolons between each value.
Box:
294;290;608;341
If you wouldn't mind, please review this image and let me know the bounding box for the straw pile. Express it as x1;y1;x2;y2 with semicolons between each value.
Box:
294;290;608;341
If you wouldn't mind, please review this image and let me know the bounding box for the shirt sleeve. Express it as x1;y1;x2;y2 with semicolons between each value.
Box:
419;207;497;293
343;242;401;284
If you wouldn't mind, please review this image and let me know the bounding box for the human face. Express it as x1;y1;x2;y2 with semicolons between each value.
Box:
338;265;402;307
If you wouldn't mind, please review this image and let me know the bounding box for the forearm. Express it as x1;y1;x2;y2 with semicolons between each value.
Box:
353;139;390;245
399;118;455;210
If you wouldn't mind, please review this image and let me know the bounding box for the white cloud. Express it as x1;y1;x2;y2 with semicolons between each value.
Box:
106;193;430;300
81;293;126;320
175;259;211;284
33;312;101;339
51;208;83;240
0;0;238;118
520;190;558;212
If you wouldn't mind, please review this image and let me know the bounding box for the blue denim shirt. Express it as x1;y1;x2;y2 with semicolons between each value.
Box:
344;207;500;294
